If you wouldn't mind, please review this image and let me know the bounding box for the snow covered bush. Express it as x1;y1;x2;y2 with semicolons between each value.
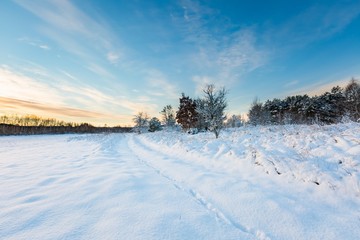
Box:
148;117;162;132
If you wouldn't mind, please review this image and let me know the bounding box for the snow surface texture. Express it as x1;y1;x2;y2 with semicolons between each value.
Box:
1;123;360;240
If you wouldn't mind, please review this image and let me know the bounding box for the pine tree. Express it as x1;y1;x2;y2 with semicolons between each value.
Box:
344;78;360;121
330;86;346;122
248;98;264;126
176;93;198;131
301;95;318;124
316;87;346;124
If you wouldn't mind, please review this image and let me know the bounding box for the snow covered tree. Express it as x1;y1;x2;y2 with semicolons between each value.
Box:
133;112;149;133
266;98;286;124
330;86;346;121
314;87;346;124
194;98;209;131
225;114;243;128
246;79;360;126
248;98;270;125
279;95;310;124
176;93;198;131
248;98;261;125
197;84;227;138
160;105;176;127
148;117;162;132
344;78;360;121
299;95;318;124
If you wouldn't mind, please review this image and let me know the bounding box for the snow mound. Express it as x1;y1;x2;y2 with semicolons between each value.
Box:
137;123;360;199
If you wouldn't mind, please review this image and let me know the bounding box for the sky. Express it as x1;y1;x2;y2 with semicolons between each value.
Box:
1;0;360;126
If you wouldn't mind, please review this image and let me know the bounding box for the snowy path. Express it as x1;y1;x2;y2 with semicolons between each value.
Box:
0;134;253;240
1;127;360;240
128;136;268;239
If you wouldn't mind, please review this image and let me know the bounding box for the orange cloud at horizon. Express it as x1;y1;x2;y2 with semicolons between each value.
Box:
0;97;133;127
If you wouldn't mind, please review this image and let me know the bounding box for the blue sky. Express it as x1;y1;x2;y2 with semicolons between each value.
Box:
1;0;360;126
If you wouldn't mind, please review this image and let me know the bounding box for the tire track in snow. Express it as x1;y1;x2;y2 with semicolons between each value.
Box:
127;135;270;240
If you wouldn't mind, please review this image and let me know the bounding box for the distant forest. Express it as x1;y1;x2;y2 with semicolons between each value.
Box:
248;78;360;125
0;115;131;135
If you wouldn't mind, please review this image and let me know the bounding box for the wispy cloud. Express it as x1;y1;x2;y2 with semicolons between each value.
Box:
0;96;134;126
86;63;115;80
14;0;124;66
178;0;360;94
192;75;215;94
267;2;360;49
17;37;51;50
283;80;299;89
0;97;107;118
178;0;216;43
107;52;121;64
0;66;157;124
0;65;65;106
58;69;78;81
285;77;358;97
215;29;267;79
174;0;268;91
145;69;179;100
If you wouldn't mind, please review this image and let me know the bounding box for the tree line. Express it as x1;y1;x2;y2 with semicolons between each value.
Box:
135;79;360;139
0;114;131;135
248;79;360;125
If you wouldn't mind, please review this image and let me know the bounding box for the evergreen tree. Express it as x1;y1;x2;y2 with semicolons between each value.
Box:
267;98;284;124
285;95;304;124
315;87;346;124
248;98;264;126
176;93;198;131
300;95;318;124
344;78;360;121
295;95;311;124
330;86;346;121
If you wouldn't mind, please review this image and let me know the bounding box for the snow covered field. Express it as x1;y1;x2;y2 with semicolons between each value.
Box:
1;123;360;239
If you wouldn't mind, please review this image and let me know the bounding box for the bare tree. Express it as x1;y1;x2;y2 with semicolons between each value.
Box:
197;84;227;138
160;105;176;127
133;112;149;133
